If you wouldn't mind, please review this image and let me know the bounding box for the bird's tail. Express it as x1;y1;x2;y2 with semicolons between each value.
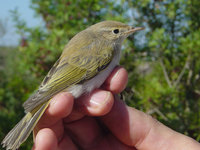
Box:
1;101;50;150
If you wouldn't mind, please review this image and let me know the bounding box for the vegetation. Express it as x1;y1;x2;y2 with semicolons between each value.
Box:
0;0;200;149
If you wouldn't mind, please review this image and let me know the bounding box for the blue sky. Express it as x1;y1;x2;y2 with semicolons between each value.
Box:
0;1;146;47
0;0;42;46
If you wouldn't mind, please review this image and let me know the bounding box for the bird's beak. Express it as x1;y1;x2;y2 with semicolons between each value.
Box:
126;27;145;35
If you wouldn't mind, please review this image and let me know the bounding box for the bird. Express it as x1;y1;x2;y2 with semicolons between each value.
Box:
1;20;144;150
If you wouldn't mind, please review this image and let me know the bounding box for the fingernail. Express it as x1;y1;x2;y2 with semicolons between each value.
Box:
111;69;120;83
89;91;110;107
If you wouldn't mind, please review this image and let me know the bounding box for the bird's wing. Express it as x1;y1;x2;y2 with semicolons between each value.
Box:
23;43;114;112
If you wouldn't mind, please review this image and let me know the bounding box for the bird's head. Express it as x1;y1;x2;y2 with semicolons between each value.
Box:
88;20;144;43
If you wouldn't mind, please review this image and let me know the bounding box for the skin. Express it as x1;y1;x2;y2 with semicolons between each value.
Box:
32;67;200;150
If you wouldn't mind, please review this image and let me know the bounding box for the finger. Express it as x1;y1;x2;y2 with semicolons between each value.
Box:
105;134;137;150
57;134;78;150
65;116;135;150
78;89;114;116
101;97;200;150
64;90;114;122
64;116;103;149
37;92;74;128
64;89;114;123
103;66;128;94
100;98;155;147
34;120;64;143
33;128;57;150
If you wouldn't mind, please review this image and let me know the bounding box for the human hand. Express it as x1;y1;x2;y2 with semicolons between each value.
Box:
32;67;200;150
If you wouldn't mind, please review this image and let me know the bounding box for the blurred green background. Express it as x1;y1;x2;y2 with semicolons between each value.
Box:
0;0;200;149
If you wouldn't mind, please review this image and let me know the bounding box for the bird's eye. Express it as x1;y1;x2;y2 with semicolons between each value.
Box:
113;29;119;34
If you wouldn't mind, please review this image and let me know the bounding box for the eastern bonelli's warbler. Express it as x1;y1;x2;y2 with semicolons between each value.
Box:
2;20;144;150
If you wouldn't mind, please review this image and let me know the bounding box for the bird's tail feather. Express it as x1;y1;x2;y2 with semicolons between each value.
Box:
1;100;51;150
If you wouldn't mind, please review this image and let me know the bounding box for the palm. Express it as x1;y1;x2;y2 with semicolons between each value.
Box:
32;67;200;150
33;67;131;150
56;110;134;150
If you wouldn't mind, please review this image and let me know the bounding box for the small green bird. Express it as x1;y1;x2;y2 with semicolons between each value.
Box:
1;20;144;150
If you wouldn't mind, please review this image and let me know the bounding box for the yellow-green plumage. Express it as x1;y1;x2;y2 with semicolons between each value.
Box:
23;27;115;113
1;20;144;150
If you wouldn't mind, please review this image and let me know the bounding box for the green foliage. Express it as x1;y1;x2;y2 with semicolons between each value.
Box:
0;0;200;149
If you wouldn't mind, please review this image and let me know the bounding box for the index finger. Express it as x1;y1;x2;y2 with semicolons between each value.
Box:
103;66;128;93
36;92;74;128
